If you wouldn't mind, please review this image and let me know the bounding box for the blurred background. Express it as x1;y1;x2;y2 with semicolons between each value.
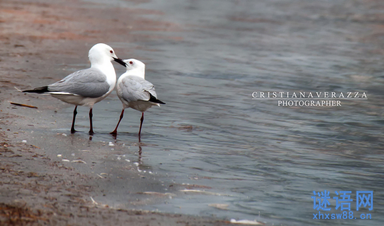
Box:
3;0;384;225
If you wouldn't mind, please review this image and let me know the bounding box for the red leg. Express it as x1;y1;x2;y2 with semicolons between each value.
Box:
138;112;144;140
110;109;124;135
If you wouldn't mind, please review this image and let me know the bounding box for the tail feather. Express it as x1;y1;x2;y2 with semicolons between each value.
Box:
23;86;49;93
149;93;165;104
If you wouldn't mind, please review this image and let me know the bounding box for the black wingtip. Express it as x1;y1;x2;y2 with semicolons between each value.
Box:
149;93;165;104
23;86;49;93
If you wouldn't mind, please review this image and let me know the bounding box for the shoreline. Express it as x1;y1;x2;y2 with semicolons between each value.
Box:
0;0;235;225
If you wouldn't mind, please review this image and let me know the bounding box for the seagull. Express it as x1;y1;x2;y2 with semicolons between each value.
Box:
110;59;165;139
23;43;126;135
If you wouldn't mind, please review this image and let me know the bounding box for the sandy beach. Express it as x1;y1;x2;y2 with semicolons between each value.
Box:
2;0;384;225
0;0;233;225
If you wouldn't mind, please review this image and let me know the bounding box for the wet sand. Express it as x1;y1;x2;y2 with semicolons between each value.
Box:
0;0;233;225
4;0;384;224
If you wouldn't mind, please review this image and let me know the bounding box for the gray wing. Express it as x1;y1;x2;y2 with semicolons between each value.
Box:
48;68;110;98
119;76;157;103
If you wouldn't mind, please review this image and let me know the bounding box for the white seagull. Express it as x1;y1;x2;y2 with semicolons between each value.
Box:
110;59;165;139
23;43;126;135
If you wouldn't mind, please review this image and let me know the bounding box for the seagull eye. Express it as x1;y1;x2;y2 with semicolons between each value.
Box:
129;61;133;65
110;50;113;54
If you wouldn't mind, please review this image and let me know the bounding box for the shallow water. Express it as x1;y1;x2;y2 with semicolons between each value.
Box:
61;0;384;225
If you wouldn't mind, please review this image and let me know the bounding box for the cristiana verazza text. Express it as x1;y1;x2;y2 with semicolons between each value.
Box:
251;91;368;107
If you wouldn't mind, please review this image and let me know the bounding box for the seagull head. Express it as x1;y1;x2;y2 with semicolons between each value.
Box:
123;59;145;71
88;43;126;67
121;59;145;78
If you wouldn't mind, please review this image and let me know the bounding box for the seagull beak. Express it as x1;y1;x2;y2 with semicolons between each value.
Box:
114;58;126;67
